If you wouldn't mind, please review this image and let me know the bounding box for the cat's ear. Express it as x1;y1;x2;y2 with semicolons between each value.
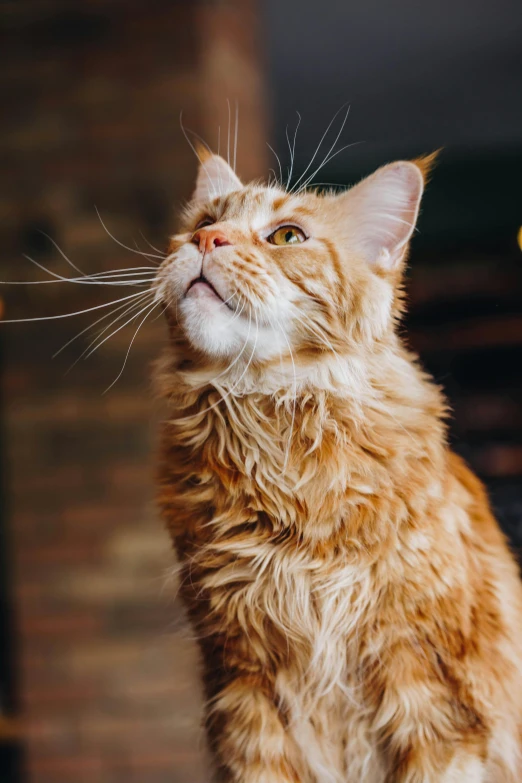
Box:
192;147;242;205
336;154;436;271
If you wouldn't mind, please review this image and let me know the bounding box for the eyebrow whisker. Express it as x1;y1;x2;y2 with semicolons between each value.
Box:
289;103;350;194
286;110;301;190
267;143;283;186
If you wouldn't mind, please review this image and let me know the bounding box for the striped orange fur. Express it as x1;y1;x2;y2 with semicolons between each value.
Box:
153;152;522;782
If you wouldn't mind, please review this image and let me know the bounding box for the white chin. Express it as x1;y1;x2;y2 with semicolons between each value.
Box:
178;290;291;363
179;295;245;357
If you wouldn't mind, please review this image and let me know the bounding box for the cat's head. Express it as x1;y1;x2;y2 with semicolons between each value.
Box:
155;149;434;375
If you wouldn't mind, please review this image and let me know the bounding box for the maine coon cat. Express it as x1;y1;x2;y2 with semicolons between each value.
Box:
154;148;522;782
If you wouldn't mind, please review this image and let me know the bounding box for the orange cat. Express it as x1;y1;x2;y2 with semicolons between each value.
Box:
154;149;522;782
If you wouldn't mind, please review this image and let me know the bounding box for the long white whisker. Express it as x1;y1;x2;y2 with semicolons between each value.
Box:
2;255;155;286
220;288;239;309
0;276;151;287
290;103;349;193
267;143;283;186
268;168;278;187
65;298;152;374
227;294;247;325
286;111;301;189
1;290;147;324
103;300;160;394
94;207;164;262
83;294;156;360
139;232;165;256
233;100;239;173
227;98;231;167
39;232;86;276
80;268;157;279
20;254;91;285
296;141;362;194
53;290;153;358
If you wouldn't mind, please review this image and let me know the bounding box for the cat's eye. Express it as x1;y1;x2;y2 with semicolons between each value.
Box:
268;225;307;246
195;217;214;230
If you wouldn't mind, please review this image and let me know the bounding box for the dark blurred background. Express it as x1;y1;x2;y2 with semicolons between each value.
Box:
0;1;521;782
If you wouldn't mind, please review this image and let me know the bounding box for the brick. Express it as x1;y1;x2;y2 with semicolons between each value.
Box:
1;3;272;782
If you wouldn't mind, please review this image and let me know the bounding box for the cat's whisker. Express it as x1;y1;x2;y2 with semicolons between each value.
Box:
233;100;239;173
225;293;247;326
0;276;152;287
82;268;157;280
54;289;153;359
1;289;148;325
15;260;154;286
227;98;232;169
139;232;165;256
286;110;301;190
103;299;160;394
38;231;86;276
63;292;155;372
293;108;352;194
267;143;283;187
94;206;165;262
220;288;240;310
38;232;159;282
268;168;278;188
12;249;157;288
83;292;156;361
296;141;362;194
289;103;350;194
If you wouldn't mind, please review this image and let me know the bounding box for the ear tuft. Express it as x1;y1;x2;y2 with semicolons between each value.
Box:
192;153;242;205
412;149;441;184
194;141;213;163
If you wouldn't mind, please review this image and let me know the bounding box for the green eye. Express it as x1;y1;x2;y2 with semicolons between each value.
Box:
268;226;306;245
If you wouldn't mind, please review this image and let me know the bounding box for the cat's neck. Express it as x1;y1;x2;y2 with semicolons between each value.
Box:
157;340;448;545
159;337;446;436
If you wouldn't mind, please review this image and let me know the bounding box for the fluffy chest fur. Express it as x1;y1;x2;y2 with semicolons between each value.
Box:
157;351;522;782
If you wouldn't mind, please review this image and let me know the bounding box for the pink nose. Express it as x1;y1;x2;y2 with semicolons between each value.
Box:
192;228;232;254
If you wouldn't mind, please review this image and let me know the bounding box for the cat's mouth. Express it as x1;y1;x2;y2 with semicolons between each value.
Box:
186;274;232;310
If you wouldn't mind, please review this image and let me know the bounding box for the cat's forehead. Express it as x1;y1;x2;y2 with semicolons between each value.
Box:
209;186;318;228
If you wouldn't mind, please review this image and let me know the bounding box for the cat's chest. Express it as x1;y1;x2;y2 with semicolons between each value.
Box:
203;533;373;661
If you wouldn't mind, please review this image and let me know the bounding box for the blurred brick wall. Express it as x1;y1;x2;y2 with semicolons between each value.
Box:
0;2;266;782
406;248;522;559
